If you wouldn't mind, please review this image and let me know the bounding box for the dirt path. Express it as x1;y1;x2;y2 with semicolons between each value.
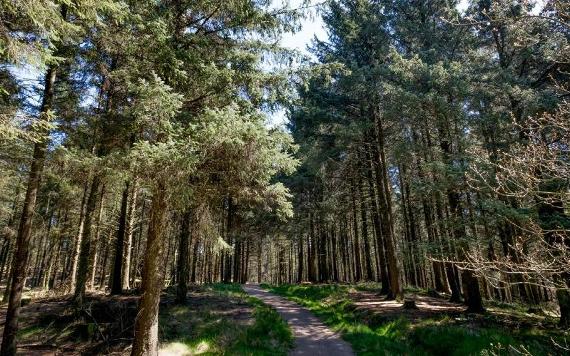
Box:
243;284;354;356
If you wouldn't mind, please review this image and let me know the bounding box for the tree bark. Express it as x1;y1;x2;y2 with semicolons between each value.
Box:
175;210;191;304
70;179;90;292
73;174;102;306
357;171;373;281
131;195;146;288
111;181;129;294
308;213;316;282
0;54;61;355
297;236;304;283
373;115;403;300
90;186;105;289
364;147;389;292
122;181;138;290
131;182;168;356
350;179;362;282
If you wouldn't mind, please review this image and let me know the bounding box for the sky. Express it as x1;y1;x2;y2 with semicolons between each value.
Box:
267;0;545;127
274;0;477;55
266;0;470;128
12;0;545;128
279;0;328;54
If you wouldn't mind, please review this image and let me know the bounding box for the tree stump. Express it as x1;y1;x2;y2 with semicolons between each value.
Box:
403;299;418;309
527;307;544;315
427;289;441;298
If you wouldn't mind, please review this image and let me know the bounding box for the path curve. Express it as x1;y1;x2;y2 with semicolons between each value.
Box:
243;284;354;356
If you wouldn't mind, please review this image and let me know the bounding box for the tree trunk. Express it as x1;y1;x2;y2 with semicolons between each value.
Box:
34;202;54;288
70;179;90;292
131;195;146;288
131;182;168;356
0;58;61;356
73;174;102;306
557;285;570;328
90;186;105;289
308;213;316;282
364;147;390;292
297;236;304;283
176;210;191;304
122;181;138;290
373;115;402;299
440;133;484;312
357;171;373;281
111;182;129;294
350;180;362;282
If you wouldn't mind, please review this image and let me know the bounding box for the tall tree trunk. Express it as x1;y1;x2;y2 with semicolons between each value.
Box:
33;202;54;288
257;238;262;283
176;210;191;304
440;131;483;311
224;198;234;283
242;239;250;283
364;147;389;292
131;182;168;356
111;182;129;295
122;181;138;290
70;179;90;292
190;236;199;284
350;179;362;282
373;115;402;299
331;225;339;282
131;195;146;288
90;186;105;289
308;213;316;282
357;171;373;281
318;223;328;281
99;229;112;289
74;174;102;306
340;218;351;282
297;236;303;283
0;55;61;356
0;183;20;284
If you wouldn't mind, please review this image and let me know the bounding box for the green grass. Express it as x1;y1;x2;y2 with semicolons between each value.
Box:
17;325;46;339
264;284;565;355
159;283;292;355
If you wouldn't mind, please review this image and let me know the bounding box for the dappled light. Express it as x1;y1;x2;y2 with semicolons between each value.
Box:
0;0;568;355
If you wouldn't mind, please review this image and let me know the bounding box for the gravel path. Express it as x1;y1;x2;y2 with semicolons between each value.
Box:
243;284;354;356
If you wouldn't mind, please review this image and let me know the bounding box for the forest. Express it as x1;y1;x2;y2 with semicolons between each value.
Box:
0;0;569;355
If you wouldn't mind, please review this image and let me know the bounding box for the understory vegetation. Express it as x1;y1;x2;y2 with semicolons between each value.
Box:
160;284;293;355
5;284;292;355
265;284;568;355
0;0;569;355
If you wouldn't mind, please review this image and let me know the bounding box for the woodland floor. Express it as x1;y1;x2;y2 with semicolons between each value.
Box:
0;283;568;355
265;283;569;355
0;284;292;355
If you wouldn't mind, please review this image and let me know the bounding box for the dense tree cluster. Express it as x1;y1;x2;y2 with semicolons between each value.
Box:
1;1;301;354
0;0;569;355
276;0;569;323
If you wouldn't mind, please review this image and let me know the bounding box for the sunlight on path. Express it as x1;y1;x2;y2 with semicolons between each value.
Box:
244;284;354;356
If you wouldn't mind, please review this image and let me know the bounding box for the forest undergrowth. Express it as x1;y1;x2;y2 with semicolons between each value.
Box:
0;284;292;355
264;284;568;355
